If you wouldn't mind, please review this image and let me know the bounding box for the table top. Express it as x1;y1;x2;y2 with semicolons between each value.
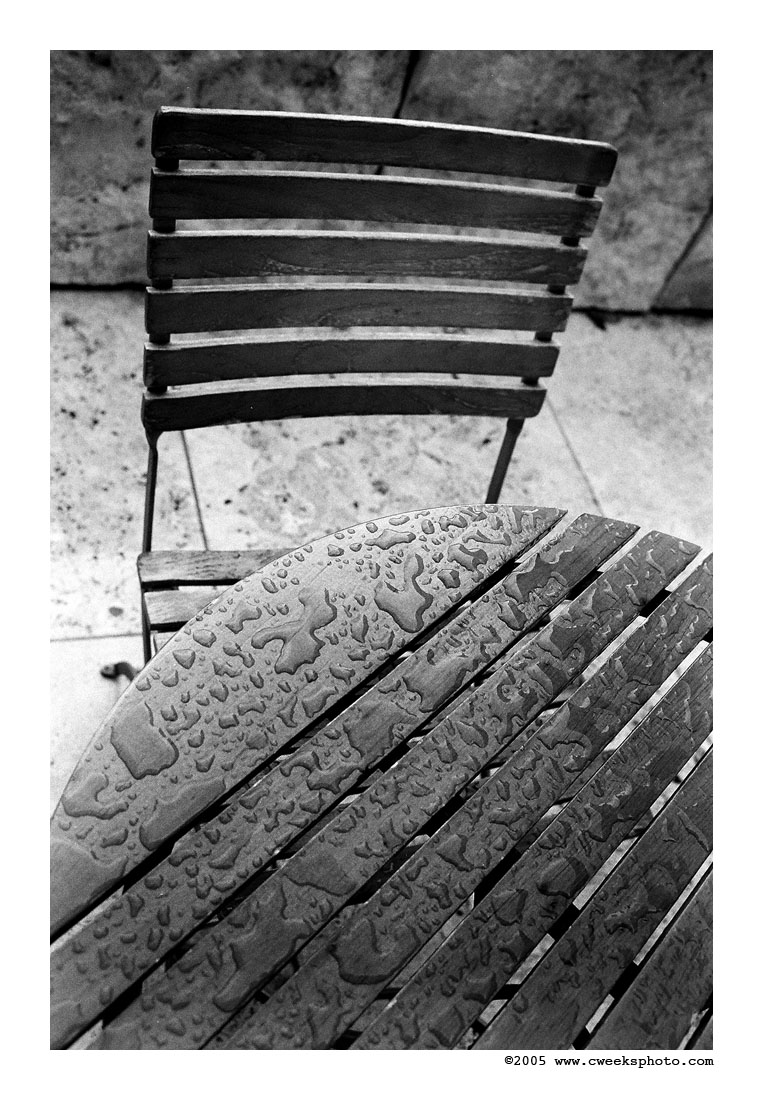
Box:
50;505;713;1050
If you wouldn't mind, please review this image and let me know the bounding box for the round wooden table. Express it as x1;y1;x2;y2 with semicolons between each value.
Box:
50;505;713;1051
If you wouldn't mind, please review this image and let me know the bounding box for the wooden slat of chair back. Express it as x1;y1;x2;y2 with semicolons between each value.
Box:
145;283;573;338
151;108;618;183
146;229;588;283
143;330;560;390
142;108;616;436
143;375;548;433
148;169;603;234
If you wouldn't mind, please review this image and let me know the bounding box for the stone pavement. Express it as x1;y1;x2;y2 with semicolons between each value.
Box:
50;290;711;810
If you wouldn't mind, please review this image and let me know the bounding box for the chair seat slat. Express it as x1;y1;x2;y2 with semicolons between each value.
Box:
152;108;618;187
150;169;603;238
138;548;290;587
143;587;227;630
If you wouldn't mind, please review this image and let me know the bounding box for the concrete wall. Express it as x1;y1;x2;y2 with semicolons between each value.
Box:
50;49;712;311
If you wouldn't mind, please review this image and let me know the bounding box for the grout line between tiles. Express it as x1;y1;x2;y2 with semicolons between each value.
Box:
545;394;604;513
653;200;713;306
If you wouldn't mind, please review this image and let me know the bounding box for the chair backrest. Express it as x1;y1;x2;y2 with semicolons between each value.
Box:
142;108;616;437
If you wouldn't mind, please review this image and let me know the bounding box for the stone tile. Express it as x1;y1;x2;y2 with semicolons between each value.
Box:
51;50;410;283
50;635;143;814
51;291;203;637
549;314;712;548
183;397;599;554
402;50;712;310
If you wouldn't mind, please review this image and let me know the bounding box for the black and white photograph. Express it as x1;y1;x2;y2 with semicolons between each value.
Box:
49;48;714;1062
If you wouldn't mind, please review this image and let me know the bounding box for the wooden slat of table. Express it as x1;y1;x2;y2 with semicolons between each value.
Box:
586;872;713;1050
349;648;712;1052
52;511;629;1048
473;755;713;1050
51;505;560;937
92;529;697;1049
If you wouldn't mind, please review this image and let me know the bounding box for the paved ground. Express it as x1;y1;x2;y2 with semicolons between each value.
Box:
50;291;712;810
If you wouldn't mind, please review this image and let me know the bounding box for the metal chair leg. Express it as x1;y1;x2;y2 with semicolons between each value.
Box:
486;418;525;504
139;437;160;667
100;437;160;677
141;437;159;556
140;597;153;666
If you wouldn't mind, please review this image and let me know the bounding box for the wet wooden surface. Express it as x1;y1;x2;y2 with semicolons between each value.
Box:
50;505;712;1050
